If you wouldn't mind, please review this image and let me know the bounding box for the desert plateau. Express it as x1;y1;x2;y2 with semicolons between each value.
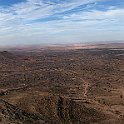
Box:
0;43;124;124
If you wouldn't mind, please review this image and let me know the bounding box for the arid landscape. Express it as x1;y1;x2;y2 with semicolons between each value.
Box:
0;43;124;124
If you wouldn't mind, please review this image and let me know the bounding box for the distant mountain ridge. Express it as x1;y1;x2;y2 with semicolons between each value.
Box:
0;42;124;52
0;51;18;63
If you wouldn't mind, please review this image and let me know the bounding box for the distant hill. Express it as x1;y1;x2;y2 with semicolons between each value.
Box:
1;42;123;52
0;51;18;63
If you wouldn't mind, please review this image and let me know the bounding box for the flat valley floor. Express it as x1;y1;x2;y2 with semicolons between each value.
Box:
0;48;124;124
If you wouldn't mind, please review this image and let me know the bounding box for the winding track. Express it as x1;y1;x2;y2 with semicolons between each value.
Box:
58;69;90;97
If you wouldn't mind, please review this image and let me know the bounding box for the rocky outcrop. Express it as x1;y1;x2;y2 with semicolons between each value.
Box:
0;99;49;124
14;95;113;124
0;95;122;124
56;96;108;123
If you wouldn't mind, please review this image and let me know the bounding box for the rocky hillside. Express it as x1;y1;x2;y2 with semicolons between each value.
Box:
0;99;49;124
0;51;18;64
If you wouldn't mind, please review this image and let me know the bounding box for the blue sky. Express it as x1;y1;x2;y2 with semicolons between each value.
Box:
0;0;124;46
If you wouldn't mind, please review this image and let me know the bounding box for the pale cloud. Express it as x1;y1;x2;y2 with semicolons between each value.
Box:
0;0;124;45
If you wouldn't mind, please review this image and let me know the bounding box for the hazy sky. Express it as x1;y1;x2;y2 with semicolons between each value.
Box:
0;0;124;46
